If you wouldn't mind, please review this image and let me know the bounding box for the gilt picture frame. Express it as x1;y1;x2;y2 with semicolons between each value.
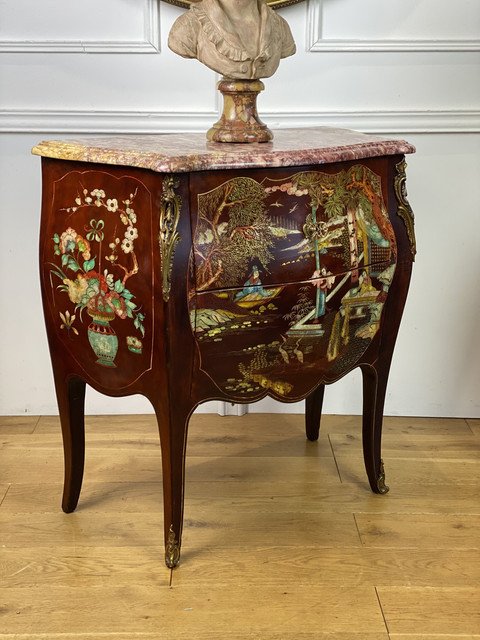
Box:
163;0;304;9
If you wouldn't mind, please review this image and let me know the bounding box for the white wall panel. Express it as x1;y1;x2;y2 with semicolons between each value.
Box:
0;4;214;109
0;0;479;418
0;0;160;52
308;0;480;51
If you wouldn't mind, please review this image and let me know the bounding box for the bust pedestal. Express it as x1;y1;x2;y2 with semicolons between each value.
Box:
33;127;416;568
207;79;273;143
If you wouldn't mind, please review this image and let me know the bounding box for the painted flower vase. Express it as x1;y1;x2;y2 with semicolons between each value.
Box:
87;311;118;368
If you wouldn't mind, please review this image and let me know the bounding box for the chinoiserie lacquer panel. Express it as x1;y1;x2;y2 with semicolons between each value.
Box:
189;165;397;401
190;165;396;292
42;170;154;388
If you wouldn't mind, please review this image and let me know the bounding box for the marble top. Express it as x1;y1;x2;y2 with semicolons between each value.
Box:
32;127;415;173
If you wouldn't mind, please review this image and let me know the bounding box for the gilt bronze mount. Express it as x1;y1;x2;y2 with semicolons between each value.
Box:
394;159;417;259
165;525;181;568
159;176;182;302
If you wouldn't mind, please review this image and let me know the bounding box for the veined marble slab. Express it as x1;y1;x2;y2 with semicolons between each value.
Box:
32;127;415;173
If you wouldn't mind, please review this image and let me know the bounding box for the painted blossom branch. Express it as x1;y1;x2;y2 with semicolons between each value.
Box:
114;251;139;285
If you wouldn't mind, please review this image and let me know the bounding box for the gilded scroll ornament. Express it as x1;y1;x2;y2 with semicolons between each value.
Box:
165;525;181;568
159;176;182;302
376;459;389;494
394;159;416;259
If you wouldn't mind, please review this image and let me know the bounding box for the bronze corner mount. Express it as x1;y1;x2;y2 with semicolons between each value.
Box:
159;175;182;303
394;159;417;259
376;459;390;494
165;525;181;568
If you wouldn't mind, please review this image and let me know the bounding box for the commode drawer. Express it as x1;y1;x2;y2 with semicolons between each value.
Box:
189;259;396;401
189;163;396;295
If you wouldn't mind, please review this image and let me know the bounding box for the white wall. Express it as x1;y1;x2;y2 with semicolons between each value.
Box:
0;0;479;417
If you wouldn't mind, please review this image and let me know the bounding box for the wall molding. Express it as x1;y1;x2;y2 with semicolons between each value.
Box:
1;108;479;134
0;0;160;53
264;110;480;133
307;0;480;52
0;109;216;133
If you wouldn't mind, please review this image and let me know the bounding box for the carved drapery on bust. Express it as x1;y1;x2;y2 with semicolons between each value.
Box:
168;0;296;80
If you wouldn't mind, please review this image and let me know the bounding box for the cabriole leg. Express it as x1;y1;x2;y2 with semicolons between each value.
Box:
305;384;325;441
360;260;413;494
151;399;191;569
361;363;389;494
53;373;87;513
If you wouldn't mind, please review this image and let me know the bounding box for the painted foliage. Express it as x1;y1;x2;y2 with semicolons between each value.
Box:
190;165;397;400
46;172;153;377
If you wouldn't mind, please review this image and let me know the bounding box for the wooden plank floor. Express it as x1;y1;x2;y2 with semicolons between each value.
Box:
0;413;479;640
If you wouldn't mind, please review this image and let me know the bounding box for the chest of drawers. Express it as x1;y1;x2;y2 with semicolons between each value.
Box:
33;128;416;568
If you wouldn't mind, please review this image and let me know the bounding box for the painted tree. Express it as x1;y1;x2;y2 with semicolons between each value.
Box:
283;285;313;326
288;172;348;321
345;165;395;273
292;168;393;294
195;177;275;291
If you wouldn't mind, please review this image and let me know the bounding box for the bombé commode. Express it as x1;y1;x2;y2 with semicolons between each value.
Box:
33;127;416;568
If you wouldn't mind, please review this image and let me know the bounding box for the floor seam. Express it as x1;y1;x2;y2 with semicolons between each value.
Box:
352;512;364;546
374;585;390;636
327;433;342;483
0;483;11;508
465;417;476;435
31;415;42;433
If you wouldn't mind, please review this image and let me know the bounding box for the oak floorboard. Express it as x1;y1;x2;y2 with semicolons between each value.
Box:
4;480;480;515
361;416;471;437
1;451;340;484
0;584;386;635
0;432;334;458
0;634;391;640
0;510;360;549
0;635;391;640
336;455;479;486
2;546;478;589
33;413;312;436
0;449;64;483
33;413;473;437
0;546;171;588
330;433;480;460
1;414;479;637
355;513;480;549
390;636;480;640
33;414;160;435
0;416;39;435
378;587;480;635
171;547;480;588
185;456;338;489
467;418;480;435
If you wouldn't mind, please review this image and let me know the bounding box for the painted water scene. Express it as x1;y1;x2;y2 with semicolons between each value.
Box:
189;166;397;400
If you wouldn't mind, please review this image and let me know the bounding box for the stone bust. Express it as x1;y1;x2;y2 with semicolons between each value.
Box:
168;0;296;80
